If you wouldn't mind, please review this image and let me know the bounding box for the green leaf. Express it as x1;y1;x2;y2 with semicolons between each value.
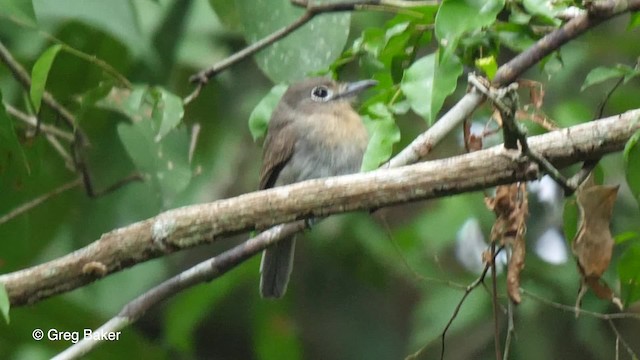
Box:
30;44;62;113
102;86;190;200
117;121;191;201
401;53;435;122
96;85;150;121
475;55;498;80
623;130;640;207
401;50;462;124
435;0;504;41
249;84;287;141
361;103;400;171
235;0;350;82
150;88;185;142
0;0;36;24
0;283;9;324
495;23;536;52
522;0;562;25
615;231;639;244
618;242;640;306
433;48;462;117
581;66;626;91
562;198;578;245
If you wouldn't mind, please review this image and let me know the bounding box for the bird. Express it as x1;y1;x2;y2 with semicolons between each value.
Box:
258;77;376;298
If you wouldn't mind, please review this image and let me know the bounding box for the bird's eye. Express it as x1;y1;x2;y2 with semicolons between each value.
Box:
311;86;332;102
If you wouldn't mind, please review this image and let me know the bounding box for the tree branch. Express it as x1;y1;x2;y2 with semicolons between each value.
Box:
1;109;638;306
185;0;432;103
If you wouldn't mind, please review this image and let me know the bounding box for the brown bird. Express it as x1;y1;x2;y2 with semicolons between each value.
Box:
259;77;376;298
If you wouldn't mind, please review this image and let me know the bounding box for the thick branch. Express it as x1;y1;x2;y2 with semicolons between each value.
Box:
2;109;638;306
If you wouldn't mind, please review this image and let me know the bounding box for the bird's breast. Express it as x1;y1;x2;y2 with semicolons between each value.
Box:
275;109;368;185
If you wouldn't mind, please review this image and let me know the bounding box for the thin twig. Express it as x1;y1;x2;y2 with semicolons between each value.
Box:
521;288;640;320
4;103;74;141
523;289;639;359
595;76;624;119
403;263;492;360
607;319;638;359
43;133;75;170
0;40;85;141
441;264;491;360
0;13;131;88
477;75;575;195
491;243;502;360
503;300;514;360
187;0;431;87
0;178;82;225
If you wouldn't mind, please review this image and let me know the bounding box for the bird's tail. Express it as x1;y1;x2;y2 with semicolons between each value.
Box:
260;236;296;298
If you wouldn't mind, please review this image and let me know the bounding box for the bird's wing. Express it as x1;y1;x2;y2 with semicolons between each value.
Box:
259;121;296;190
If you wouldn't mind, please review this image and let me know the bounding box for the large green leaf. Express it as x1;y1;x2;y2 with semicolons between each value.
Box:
30;44;62;113
435;0;504;41
401;53;435;122
235;0;350;82
400;49;462;124
99;85;190;200
33;0;146;56
581;65;640;91
117;121;191;202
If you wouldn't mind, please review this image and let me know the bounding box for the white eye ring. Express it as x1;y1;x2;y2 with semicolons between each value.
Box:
311;86;332;102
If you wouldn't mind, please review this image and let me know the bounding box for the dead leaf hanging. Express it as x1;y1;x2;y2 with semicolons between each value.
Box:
571;176;622;311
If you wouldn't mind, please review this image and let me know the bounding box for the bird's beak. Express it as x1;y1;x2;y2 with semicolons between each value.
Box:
337;79;378;99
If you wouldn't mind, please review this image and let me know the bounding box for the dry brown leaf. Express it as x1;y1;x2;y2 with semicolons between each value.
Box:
486;183;528;304
571;176;621;311
518;79;545;109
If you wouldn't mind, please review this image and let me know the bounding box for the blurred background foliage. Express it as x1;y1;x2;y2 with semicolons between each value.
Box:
0;0;639;359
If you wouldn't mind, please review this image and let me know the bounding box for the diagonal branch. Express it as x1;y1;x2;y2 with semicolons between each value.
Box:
0;40;87;143
185;0;433;103
1;108;638;306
